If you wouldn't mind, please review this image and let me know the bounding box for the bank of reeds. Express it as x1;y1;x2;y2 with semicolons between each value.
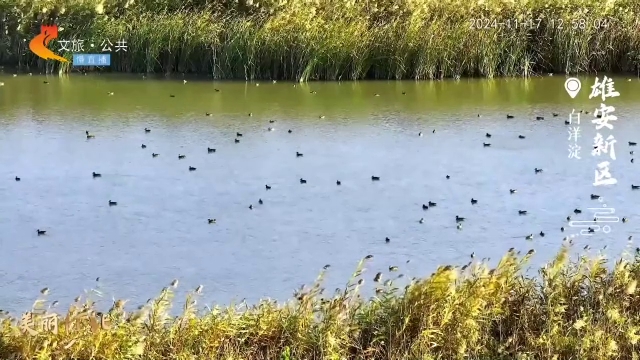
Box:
2;244;640;359
0;0;639;80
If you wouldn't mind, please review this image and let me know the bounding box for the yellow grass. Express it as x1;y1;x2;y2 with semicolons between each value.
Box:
2;244;640;359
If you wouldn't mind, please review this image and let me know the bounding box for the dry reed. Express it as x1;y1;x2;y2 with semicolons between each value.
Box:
2;244;640;359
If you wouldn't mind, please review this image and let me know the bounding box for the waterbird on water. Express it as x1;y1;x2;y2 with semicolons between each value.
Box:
428;201;437;207
486;133;491;138
422;204;429;210
208;148;216;153
109;200;117;206
419;132;423;137
259;199;263;205
249;205;253;210
483;142;491;147
37;229;46;236
141;144;146;149
15;176;20;181
525;234;533;240
518;135;525;139
265;184;271;190
539;231;545;237
205;113;212;116
446;175;450;179
506;114;514;119
561;227;565;232
336;180;341;185
189;166;196;171
553;113;559;117
518;210;527;215
237;132;243;137
296;152;303;157
145;128;151;132
235;138;240;143
574;208;582;214
565;120;570;125
208;219;216;224
510;189;517;194
152;153;159;157
623;217;628;223
92;172;101;178
456;216;465;222
432;129;435;133
371;176;380;181
629;141;637;146
300;178;307;184
591;194;600;199
288;129;292;133
178;154;186;159
86;130;95;139
457;223;462;230
419;218;424;224
471;198;478;204
536;116;544;120
535;168;543;173
632;185;640;190
567;216;571;221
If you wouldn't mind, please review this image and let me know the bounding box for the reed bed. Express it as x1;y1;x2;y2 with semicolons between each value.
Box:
2;244;640;359
0;0;639;79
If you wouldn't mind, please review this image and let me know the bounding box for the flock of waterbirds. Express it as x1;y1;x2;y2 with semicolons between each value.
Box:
11;99;635;249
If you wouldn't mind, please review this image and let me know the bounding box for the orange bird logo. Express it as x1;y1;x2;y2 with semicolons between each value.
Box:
29;25;68;62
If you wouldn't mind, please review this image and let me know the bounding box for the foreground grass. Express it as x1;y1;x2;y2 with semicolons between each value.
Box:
0;0;639;79
2;244;640;359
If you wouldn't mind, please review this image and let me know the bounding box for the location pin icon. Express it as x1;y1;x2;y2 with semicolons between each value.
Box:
565;78;581;99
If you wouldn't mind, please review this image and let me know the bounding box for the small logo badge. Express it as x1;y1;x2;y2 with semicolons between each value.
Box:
29;25;68;63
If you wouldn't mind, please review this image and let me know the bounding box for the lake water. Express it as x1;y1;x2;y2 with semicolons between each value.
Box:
1;73;639;314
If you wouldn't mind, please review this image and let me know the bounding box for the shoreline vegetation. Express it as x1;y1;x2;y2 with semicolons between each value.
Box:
3;246;640;359
0;0;639;80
